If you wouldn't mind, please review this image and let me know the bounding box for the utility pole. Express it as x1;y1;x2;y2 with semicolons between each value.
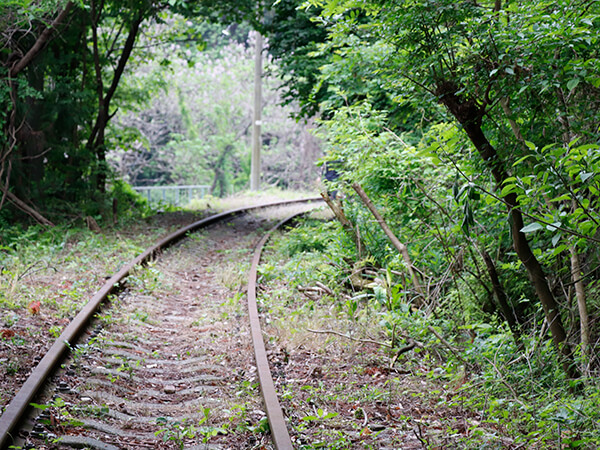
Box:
250;31;262;191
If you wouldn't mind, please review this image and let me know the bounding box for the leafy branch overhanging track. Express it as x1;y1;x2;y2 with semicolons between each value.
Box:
0;197;321;449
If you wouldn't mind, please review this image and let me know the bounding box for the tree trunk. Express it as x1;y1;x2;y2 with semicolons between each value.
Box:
17;64;47;191
351;182;424;299
569;246;590;372
481;249;522;339
88;7;143;192
436;81;577;378
3;2;73;207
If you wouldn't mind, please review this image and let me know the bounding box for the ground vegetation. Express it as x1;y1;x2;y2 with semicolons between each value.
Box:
251;0;600;447
2;0;600;447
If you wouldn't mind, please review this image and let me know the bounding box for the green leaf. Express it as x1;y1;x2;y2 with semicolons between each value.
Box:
30;403;51;411
566;78;580;91
520;222;543;233
549;194;571;202
545;222;561;232
500;184;516;196
553;244;568;255
512;155;533;166
580;172;594;182
301;415;318;422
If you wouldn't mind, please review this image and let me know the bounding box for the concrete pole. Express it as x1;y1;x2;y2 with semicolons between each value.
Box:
250;31;263;191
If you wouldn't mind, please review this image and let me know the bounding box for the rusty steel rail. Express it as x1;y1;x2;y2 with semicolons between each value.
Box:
247;213;306;450
0;197;321;449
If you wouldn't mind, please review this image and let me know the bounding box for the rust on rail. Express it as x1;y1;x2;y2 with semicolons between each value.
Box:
247;213;305;450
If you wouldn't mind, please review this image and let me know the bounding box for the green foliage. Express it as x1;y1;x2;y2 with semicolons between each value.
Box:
261;0;331;117
446;326;600;448
284;0;599;372
0;219;149;320
265;218;353;290
155;417;198;448
280;220;332;255
268;213;600;446
502;140;600;250
109;179;151;219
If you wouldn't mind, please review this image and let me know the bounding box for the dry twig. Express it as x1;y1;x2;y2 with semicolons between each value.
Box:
306;328;393;348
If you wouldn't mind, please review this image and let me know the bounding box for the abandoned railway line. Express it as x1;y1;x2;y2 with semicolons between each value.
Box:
0;199;320;449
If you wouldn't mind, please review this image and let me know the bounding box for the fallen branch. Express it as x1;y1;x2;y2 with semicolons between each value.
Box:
315;281;333;295
306;328;392;348
16;261;56;282
298;290;320;301
390;340;417;368
0;187;54;227
351;183;424;298
297;285;335;302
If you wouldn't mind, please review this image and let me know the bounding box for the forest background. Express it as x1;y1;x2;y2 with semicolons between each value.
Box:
2;0;600;447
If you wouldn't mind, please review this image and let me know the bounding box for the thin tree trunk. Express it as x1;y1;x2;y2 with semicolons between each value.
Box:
436;81;577;378
500;98;526;146
481;249;521;339
569;246;590;371
502;94;588;367
210;144;234;197
351;183;424;299
320;192;365;259
87;7;143;192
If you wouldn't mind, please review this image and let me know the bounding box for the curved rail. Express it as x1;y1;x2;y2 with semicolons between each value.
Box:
0;197;321;449
247;214;304;450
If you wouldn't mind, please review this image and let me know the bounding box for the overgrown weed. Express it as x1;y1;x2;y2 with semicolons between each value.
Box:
261;216;600;448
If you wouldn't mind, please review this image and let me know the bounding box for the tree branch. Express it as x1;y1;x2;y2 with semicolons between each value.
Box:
0;185;54;227
9;2;74;78
351;182;424;298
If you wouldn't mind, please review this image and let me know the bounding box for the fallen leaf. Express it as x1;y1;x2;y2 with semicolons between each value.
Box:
1;329;16;339
28;300;41;315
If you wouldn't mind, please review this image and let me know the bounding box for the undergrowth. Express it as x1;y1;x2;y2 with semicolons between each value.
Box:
261;216;600;449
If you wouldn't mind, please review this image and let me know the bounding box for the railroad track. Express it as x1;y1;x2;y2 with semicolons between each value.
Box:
0;198;321;449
